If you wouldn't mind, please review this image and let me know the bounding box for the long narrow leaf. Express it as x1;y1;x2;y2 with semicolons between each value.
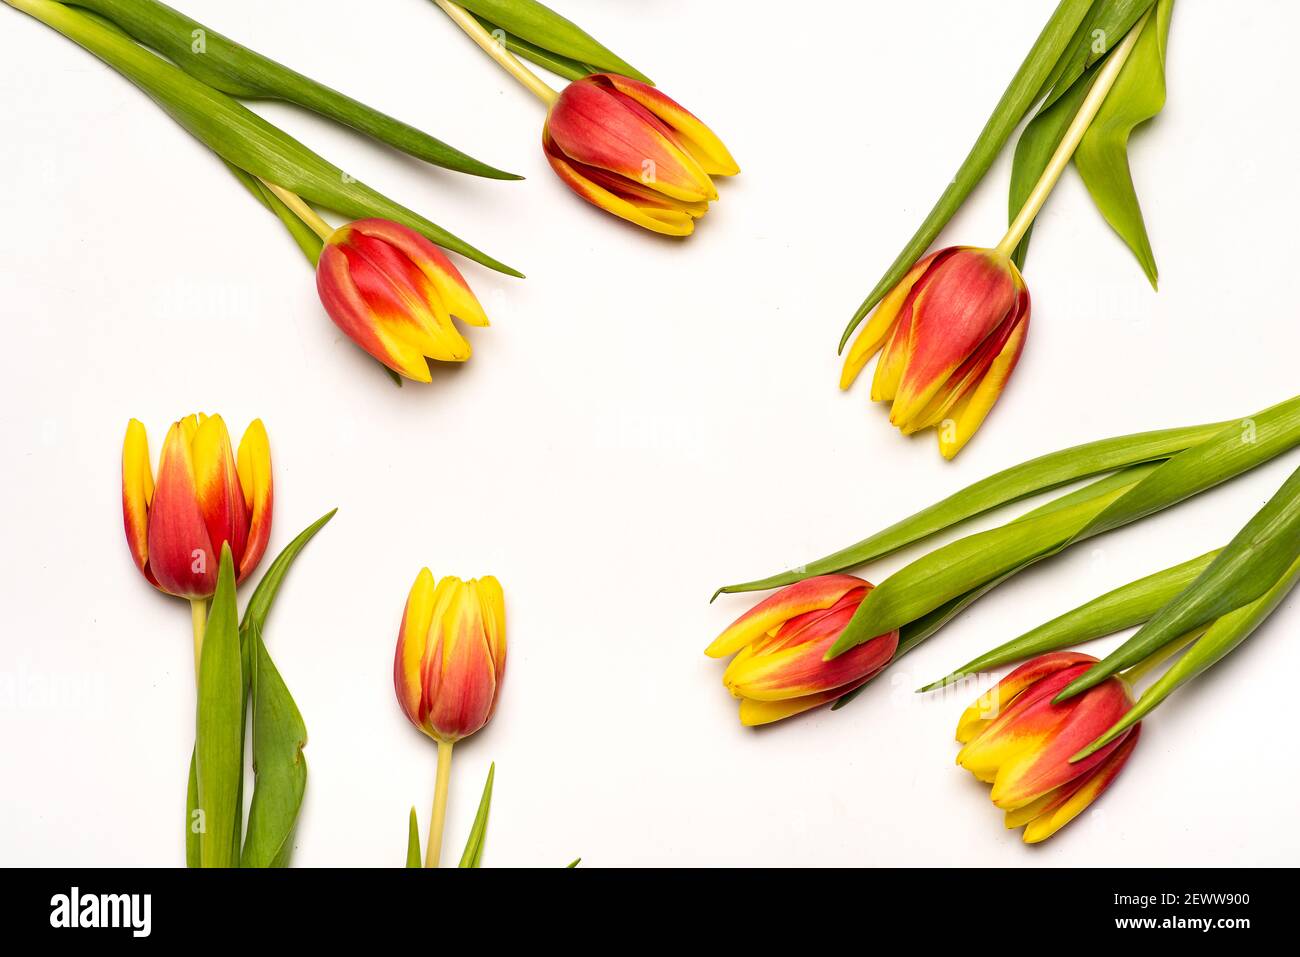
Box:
1074;0;1172;287
240;623;308;868
921;549;1217;690
69;0;519;179
457;763;495;868
714;420;1226;598
241;510;337;634
829;393;1300;658
471;13;594;81
196;544;242;868
451;0;649;82
11;0;521;276
1076;554;1300;759
1059;463;1300;700
406;809;421;868
828;466;1156;656
185;750;200;866
840;0;1093;350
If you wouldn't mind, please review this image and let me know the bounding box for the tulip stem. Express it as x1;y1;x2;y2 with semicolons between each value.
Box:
433;0;559;106
424;740;454;867
259;179;336;242
189;598;207;686
995;9;1152;258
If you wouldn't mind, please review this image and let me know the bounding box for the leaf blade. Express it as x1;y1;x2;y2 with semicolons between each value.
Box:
1073;0;1173;287
457;763;495;868
196;544;242;868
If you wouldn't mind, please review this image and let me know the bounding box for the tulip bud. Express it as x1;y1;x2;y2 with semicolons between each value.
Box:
955;652;1140;843
316;218;491;382
543;73;739;236
841;247;1030;459
394;570;506;744
705;575;898;726
122;415;272;600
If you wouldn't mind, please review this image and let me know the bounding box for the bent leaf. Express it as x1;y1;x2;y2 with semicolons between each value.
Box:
1074;0;1173;288
226;161;323;267
196;545;242;868
240;623;307;868
68;0;519;179
451;0;649;83
458;763;495;868
840;0;1093;351
11;0;521;275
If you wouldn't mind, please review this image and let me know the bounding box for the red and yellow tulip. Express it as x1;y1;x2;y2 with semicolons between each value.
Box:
955;651;1140;843
841;246;1030;459
705;575;898;726
122;414;272;601
316;218;491;382
394;570;506;744
543;73;739;236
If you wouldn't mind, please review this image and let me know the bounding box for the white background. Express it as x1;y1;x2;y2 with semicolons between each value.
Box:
1;0;1296;867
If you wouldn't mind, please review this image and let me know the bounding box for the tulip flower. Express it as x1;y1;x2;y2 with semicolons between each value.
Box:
543;73;739;235
395;568;506;866
122;414;272;603
315;218;491;382
841;246;1029;460
705;575;898;726
954;652;1140;843
431;2;738;235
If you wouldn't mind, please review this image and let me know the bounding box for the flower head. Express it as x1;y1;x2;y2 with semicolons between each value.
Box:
841;247;1029;458
316;218;490;382
955;652;1140;843
543;73;739;235
394;570;506;744
705;575;898;726
122;415;272;600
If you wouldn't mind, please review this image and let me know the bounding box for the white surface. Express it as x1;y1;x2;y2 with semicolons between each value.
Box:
1;0;1296;868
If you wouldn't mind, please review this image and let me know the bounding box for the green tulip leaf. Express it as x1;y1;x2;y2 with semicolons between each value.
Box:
407;808;422;868
921;549;1218;691
458;763;495;868
68;0;519;179
185;750;200;867
235;509;335;868
827;466;1155;657
1075;554;1300;759
1008;62;1097;268
714;420;1227;598
226;161;324;267
1040;0;1157;108
10;0;521;276
195;544;242;868
470;13;595;82
1073;0;1173;288
240;623;308;868
450;0;649;83
825;394;1300;660
840;0;1094;351
1059;462;1300;701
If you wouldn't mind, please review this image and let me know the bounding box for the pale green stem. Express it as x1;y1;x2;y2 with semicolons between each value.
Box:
433;0;559;105
189;598;207;686
424;740;455;867
996;9;1152;256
